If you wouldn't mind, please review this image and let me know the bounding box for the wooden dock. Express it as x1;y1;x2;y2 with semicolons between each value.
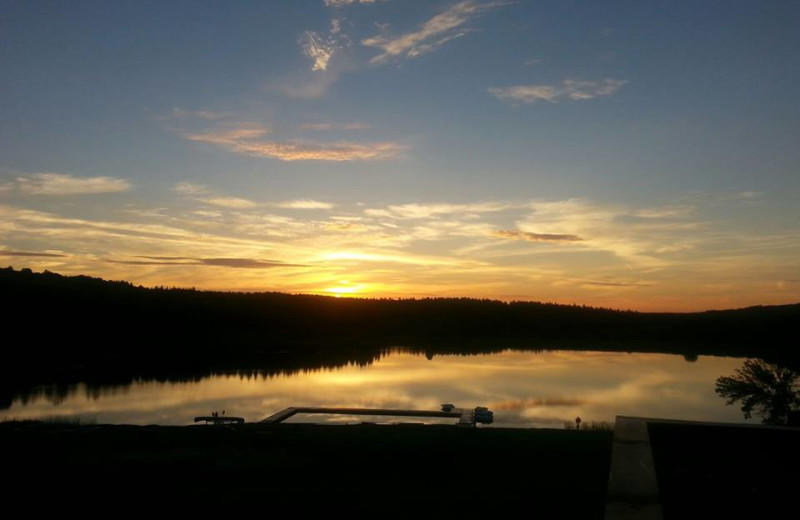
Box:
261;406;479;427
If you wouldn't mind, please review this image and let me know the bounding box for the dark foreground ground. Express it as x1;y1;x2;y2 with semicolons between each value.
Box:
649;422;800;520
1;422;613;517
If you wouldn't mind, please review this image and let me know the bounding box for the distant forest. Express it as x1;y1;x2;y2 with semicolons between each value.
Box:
2;267;799;408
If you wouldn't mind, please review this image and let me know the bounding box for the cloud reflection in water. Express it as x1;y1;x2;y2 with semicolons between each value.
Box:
3;351;747;427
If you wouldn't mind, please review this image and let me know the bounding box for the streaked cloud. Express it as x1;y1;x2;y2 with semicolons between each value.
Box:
0;249;66;258
277;200;335;210
200;197;258;209
512;198;707;267
323;221;368;232
185;126;406;161
364;201;516;219
580;280;652;288
202;257;304;269
177;185;333;212
174;182;260;211
193;210;223;218
489;79;627;104
631;206;694;219
362;0;507;64
16;173;131;195
492;229;584;243
109;256;304;269
491;398;585;411
0;204;224;244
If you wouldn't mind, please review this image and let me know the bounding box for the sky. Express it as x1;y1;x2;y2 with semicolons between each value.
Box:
1;0;799;311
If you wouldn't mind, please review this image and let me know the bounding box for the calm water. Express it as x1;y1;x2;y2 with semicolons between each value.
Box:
2;350;751;427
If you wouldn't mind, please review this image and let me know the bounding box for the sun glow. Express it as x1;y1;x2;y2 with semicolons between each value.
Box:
324;282;368;297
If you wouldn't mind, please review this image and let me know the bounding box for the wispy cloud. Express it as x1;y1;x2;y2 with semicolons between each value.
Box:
489;79;627;104
275;70;341;99
277;199;335;210
173;182;211;196
200;197;258;209
630;206;694;219
301;30;337;71
185;125;406;161
320;250;476;267
324;0;384;7
0;249;66;258
175;184;333;212
299;122;371;131
15;173;131;195
300;14;353;73
580;279;652;288
186;124;270;141
492;230;584;243
173;182;260;210
364;201;516;219
362;0;507;64
163;108;235;121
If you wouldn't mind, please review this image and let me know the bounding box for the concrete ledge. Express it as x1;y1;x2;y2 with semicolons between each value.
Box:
605;416;662;520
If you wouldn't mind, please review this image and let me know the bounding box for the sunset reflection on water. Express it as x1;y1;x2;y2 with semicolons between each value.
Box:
3;350;748;427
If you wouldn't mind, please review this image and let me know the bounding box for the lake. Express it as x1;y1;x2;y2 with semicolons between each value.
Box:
2;349;752;427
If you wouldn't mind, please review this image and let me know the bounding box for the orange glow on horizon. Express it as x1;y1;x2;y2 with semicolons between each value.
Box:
323;281;369;298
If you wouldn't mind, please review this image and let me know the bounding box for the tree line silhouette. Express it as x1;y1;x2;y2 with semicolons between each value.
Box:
2;266;799;409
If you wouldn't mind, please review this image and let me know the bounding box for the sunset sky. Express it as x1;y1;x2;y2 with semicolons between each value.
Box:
1;0;798;311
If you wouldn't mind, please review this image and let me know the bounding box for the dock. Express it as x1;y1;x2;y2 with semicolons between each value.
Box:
194;416;245;425
261;406;488;427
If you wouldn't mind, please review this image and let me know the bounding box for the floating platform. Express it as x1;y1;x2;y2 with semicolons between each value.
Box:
261;406;486;427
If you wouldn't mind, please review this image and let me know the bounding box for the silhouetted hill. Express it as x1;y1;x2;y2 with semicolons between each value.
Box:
2;266;799;408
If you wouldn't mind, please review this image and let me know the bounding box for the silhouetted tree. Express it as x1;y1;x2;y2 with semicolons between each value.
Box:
715;359;800;425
